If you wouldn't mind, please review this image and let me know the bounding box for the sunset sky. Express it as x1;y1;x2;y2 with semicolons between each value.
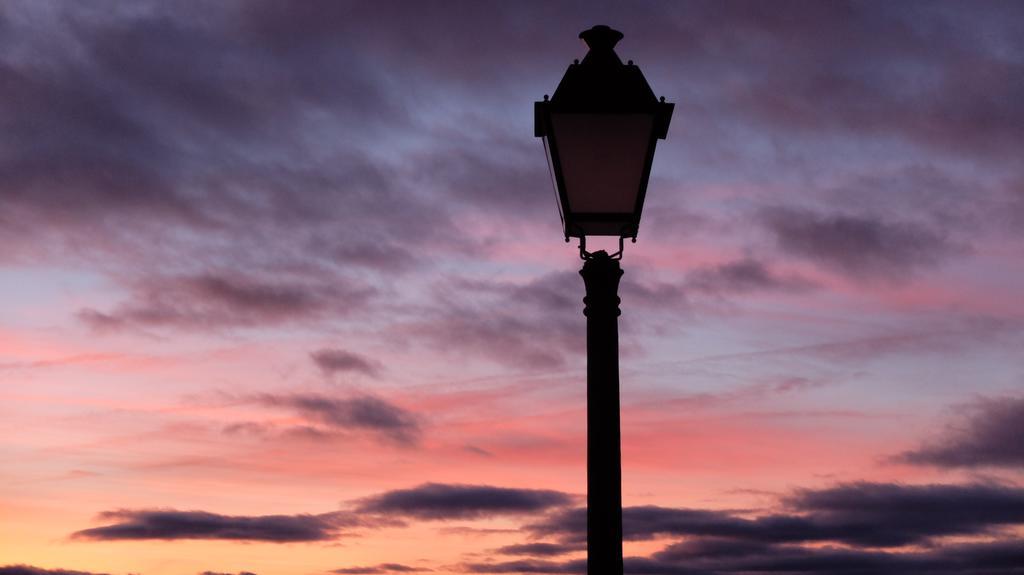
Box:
2;1;1024;574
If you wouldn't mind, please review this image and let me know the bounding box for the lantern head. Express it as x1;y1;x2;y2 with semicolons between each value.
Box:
535;25;674;241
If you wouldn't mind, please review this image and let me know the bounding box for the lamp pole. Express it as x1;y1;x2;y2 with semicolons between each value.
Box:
581;250;624;575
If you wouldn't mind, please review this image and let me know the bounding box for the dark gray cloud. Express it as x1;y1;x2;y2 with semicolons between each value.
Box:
463;445;494;458
78;273;373;331
761;207;957;280
898;396;1024;468
527;482;1024;547
691;316;1019;365
618;277;688;312
784;481;1024;546
356;483;574;520
68;481;574;547
647;539;1024;575
414;268;705;372
407;138;552;217
1007;179;1024;231
61;479;1024;572
2;1;1019;351
456;560;584;574
1;2;1019;245
310;348;382;378
200;572;257;575
71;509;361;542
332;565;431;575
0;0;457;326
0;567;109;575
685;258;815;295
528;505;757;544
221;421;271;437
0;0;523;271
655;2;1024;164
465;539;1024;575
493;543;581;557
412;273;585;371
258;393;420;445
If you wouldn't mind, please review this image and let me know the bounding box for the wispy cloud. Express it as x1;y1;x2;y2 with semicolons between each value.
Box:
310;348;382;378
78;273;373;331
761;207;958;281
257;393;421;446
332;565;431;575
685;257;815;295
407;273;584;370
456;559;583;574
492;543;581;558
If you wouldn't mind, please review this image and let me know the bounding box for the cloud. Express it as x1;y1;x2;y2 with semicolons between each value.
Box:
678;2;1024;163
898;396;1024;469
0;567;109;575
418;268;706;371
761;207;957;280
68;481;573;546
332;565;430;575
527;482;1024;547
1006;178;1024;231
456;560;583;574
1;1;1019;285
463;445;494;458
221;421;271;437
618;277;688;311
437;527;519;537
493;543;581;557
356;483;574;520
0;1;466;324
784;481;1024;547
408;273;584;371
78;273;373;331
527;505;745;545
405;137;552;217
200;572;257;575
685;258;815;295
310;349;382;378
60;479;1024;572
648;539;1024;574
476;538;1024;574
682;318;1014;366
257;393;421;446
71;509;360;542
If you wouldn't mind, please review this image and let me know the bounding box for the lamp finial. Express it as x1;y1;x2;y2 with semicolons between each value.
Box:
579;25;623;51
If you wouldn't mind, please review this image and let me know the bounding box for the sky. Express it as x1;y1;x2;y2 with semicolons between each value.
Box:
1;1;1023;574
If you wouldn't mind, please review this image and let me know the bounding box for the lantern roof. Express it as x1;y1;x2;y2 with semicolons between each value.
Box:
547;26;661;118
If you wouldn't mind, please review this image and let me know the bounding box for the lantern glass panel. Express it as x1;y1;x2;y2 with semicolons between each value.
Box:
549;112;654;214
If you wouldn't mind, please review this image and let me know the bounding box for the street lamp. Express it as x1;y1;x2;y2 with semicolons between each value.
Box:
535;25;673;247
535;25;673;575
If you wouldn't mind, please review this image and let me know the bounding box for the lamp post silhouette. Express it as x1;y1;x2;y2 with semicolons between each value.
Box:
535;25;673;575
